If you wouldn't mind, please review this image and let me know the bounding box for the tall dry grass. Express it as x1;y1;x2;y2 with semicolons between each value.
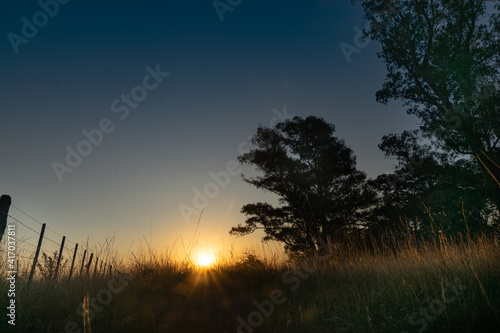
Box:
1;228;499;332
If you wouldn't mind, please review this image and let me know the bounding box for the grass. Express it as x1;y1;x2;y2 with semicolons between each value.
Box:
1;231;499;332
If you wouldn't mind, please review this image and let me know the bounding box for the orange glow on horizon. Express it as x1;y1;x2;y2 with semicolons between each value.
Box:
195;250;216;268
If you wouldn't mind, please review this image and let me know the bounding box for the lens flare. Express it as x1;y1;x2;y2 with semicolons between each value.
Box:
196;252;215;267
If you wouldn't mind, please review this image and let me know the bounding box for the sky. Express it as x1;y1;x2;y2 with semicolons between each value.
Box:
0;0;419;262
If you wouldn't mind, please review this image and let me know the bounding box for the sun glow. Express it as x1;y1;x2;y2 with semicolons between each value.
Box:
196;251;215;268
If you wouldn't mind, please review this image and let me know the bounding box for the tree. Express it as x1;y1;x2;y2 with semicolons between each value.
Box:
367;130;433;236
369;130;497;237
229;116;375;255
356;0;500;213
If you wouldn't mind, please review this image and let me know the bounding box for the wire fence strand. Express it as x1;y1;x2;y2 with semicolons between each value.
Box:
7;215;40;235
2;203;114;278
11;203;77;246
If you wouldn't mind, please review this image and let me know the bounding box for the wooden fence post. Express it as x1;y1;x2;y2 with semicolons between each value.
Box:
53;236;66;280
86;253;94;275
28;223;46;285
68;243;78;281
80;250;87;275
0;195;12;243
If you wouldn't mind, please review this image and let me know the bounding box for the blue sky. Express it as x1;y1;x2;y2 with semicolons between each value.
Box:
0;0;418;260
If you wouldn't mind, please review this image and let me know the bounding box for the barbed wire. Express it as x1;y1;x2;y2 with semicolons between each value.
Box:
0;231;39;254
11;204;77;247
15;239;38;249
3;203;111;269
10;214;63;247
7;212;72;250
7;214;40;235
11;204;44;227
1;247;107;276
7;205;89;253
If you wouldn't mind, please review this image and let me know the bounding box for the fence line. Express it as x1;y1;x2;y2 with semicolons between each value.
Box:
1;195;118;283
12;203;76;245
27;223;45;285
14;238;38;249
10;214;62;247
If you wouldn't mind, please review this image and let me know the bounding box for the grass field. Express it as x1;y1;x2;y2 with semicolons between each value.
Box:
1;231;499;333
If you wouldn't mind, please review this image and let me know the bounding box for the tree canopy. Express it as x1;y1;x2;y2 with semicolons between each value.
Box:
229;116;375;255
356;0;500;212
369;130;497;236
231;1;500;255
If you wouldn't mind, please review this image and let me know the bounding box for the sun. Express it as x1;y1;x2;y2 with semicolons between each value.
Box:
196;251;215;268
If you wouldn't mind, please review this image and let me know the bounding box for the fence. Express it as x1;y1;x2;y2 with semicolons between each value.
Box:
0;194;116;284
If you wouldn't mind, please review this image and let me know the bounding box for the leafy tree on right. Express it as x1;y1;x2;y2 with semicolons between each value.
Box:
369;129;497;237
356;0;500;232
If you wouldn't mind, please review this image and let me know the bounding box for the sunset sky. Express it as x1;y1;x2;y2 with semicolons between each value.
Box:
0;0;418;261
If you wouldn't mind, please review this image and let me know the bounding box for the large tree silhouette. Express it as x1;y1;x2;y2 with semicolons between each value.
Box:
368;130;497;237
356;0;500;213
230;116;375;254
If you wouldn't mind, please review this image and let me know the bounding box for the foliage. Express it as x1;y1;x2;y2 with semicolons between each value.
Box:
36;250;67;280
230;116;376;255
369;129;498;236
356;0;500;212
